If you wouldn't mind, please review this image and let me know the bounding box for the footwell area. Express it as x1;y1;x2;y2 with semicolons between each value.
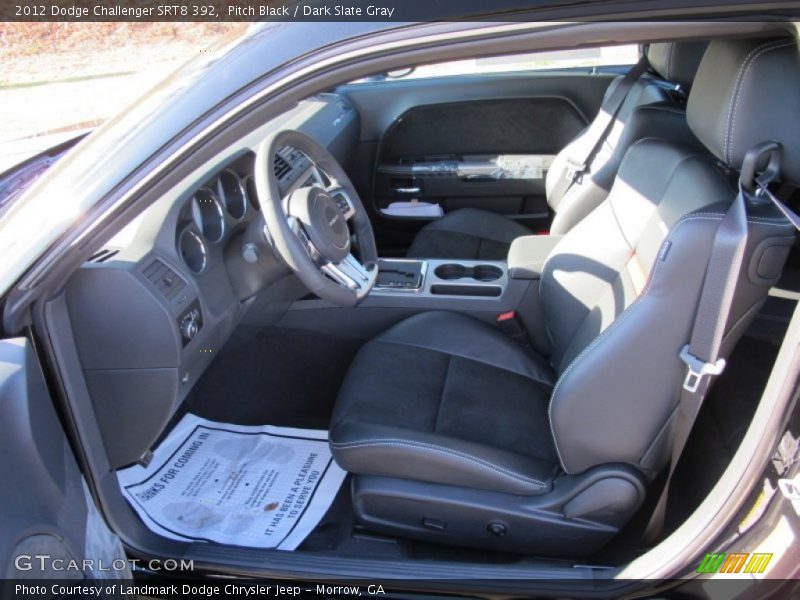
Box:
185;326;362;429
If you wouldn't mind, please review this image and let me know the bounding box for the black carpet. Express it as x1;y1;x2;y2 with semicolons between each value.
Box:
185;325;362;429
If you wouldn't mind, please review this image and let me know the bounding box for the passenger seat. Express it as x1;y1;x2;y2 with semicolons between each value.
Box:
406;41;709;260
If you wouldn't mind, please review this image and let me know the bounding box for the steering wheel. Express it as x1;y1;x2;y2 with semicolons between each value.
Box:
253;130;378;307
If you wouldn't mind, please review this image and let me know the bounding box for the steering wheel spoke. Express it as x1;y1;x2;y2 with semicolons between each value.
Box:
287;216;322;261
310;165;356;220
321;253;376;294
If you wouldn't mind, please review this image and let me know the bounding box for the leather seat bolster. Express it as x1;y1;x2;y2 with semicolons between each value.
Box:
375;311;554;385
330;422;555;495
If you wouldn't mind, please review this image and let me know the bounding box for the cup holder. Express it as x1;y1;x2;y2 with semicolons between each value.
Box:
434;263;503;282
434;264;468;280
473;265;503;282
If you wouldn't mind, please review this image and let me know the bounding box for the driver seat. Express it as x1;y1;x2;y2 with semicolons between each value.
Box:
330;37;800;556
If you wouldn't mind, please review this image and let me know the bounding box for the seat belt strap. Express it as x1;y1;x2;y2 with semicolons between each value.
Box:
643;141;799;543
643;183;748;543
550;56;650;204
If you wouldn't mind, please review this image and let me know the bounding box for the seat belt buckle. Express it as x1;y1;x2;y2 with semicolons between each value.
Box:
565;159;587;184
679;345;726;393
497;311;530;348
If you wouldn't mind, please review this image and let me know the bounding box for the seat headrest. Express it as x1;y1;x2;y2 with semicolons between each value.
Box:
687;37;800;184
645;41;709;89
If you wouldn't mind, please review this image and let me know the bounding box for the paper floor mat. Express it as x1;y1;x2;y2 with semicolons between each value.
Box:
117;414;346;550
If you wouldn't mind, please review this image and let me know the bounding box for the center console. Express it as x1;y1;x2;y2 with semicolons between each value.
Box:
282;237;559;357
374;258;509;299
361;235;563;352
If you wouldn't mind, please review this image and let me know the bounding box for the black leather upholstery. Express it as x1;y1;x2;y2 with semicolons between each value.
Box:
645;41;709;90
688;38;800;184
407;41;708;260
332;36;798;554
406;208;530;261
331;312;557;494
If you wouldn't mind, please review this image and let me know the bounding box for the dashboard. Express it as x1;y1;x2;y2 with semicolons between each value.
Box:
178;167;256;277
63;93;359;468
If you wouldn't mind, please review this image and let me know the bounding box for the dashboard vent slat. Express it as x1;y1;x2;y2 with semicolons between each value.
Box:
87;248;119;263
143;259;187;302
273;154;291;179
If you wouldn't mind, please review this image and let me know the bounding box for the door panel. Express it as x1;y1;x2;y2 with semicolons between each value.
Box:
339;71;616;254
381;97;586;159
375;97;586;220
0;337;125;584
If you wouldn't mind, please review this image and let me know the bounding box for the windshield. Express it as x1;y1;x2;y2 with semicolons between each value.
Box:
0;23;247;172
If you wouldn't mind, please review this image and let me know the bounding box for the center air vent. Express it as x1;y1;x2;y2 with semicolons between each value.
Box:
143;259;187;303
273;154;291;179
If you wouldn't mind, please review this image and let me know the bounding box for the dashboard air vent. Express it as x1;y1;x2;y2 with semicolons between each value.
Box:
143;259;187;302
87;248;119;263
273;154;291;179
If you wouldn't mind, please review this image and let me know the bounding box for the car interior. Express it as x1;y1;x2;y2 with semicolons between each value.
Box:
41;29;800;576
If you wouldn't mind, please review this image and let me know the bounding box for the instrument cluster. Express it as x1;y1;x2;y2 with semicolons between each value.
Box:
177;159;259;276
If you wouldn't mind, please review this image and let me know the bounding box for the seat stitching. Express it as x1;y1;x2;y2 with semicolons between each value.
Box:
548;213;791;473
723;41;768;163
724;40;794;163
543;151;715;368
728;40;795;161
432;355;452;434
538;136;662;287
330;439;550;488
548;214;719;472
374;338;554;387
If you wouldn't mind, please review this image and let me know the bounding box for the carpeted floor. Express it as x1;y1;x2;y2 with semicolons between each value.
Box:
184;325;362;429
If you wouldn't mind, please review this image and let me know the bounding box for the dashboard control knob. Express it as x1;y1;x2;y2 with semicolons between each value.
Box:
242;242;260;263
181;315;199;341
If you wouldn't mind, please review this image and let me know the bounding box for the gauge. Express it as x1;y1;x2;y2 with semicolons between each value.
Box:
243;175;260;211
192;187;225;243
218;170;247;220
179;229;207;274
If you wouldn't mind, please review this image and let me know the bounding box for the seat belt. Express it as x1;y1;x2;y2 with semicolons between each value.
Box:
550;56;650;204
643;142;800;543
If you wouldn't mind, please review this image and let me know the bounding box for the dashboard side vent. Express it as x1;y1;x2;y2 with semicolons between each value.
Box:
87;248;119;263
142;259;187;302
273;154;291;179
